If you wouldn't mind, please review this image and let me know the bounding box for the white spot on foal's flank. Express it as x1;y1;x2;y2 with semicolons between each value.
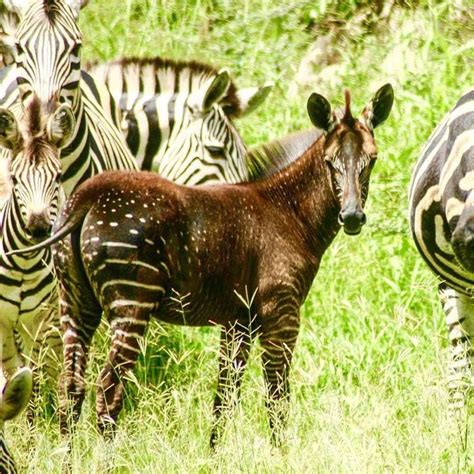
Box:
125;214;133;218
97;220;103;225
143;204;148;208
110;222;118;227
139;217;146;223
130;229;139;235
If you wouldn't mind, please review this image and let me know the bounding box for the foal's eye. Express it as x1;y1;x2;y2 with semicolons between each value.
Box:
71;43;81;56
205;145;225;158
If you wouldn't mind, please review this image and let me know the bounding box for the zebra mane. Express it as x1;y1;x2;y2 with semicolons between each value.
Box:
247;128;322;181
22;96;52;163
86;56;242;115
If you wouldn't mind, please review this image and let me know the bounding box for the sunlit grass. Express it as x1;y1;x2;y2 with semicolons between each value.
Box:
8;0;474;471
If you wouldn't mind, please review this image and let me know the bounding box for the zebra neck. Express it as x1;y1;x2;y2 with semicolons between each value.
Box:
258;139;340;253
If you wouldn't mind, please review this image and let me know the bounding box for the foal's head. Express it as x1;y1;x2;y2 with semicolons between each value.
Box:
307;84;394;235
0;96;75;241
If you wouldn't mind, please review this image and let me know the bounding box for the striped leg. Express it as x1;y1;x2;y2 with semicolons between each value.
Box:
210;322;252;448
96;306;152;436
260;310;300;446
439;284;474;413
59;302;101;436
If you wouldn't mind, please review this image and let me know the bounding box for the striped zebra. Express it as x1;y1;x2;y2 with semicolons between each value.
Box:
0;367;32;474
87;57;273;182
409;89;474;413
0;0;137;439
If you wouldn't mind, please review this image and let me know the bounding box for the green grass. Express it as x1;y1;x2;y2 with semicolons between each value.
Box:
9;0;474;472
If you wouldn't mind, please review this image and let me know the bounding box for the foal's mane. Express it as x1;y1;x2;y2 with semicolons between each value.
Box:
86;56;241;115
246;128;322;181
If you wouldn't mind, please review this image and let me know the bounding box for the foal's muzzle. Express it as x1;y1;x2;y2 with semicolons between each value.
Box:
338;208;367;235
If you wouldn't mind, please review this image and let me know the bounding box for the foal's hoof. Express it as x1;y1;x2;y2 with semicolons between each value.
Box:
98;415;118;440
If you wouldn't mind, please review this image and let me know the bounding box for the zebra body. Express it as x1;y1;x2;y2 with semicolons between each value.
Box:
87;57;272;182
409;88;474;411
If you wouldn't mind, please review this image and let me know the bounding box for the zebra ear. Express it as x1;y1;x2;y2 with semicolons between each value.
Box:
307;92;337;133
361;83;394;130
47;104;76;148
0;367;33;422
0;108;20;150
64;0;89;17
234;82;274;117
200;68;231;113
1;0;30;15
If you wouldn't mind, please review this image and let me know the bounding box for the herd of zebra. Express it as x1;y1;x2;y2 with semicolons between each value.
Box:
0;0;470;471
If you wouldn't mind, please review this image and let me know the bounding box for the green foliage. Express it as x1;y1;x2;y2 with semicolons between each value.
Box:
9;0;474;471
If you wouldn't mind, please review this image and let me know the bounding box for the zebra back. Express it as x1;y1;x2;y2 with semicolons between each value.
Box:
86;57;273;182
409;89;474;294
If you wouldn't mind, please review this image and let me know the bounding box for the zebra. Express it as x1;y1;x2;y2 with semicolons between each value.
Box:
409;88;474;413
0;367;32;474
87;57;273;182
0;0;137;423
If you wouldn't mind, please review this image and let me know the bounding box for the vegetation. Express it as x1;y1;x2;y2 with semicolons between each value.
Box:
10;0;473;471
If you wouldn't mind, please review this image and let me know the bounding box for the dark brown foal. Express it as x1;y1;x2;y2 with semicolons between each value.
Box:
11;85;394;445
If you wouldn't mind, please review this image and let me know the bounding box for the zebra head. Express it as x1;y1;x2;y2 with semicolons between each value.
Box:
0;96;75;242
0;367;32;474
160;69;273;184
10;0;88;112
307;84;394;235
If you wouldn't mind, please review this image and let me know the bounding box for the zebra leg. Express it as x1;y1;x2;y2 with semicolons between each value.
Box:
95;307;152;437
59;302;102;436
439;284;473;413
210;322;252;448
260;310;299;446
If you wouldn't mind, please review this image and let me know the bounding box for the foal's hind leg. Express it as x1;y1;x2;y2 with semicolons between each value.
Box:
439;284;473;415
96;305;154;436
210;321;252;448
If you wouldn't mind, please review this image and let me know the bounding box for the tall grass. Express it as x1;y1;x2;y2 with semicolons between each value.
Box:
9;0;474;472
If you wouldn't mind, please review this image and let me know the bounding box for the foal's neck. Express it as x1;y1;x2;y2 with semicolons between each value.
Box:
258;137;341;252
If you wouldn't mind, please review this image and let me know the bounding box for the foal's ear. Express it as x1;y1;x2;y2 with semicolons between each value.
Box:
361;83;394;130
0;367;33;422
0;108;20;150
47;104;76;148
307;93;336;132
234;82;274;117
200;68;231;113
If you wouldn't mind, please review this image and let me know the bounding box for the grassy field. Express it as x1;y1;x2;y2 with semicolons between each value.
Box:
9;0;474;472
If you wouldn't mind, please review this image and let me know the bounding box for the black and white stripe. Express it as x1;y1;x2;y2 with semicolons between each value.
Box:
87;57;272;182
409;89;474;412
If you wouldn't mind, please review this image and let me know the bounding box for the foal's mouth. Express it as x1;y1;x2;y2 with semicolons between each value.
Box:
343;226;362;236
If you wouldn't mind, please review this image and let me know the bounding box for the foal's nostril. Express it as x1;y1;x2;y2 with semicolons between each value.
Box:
27;212;52;240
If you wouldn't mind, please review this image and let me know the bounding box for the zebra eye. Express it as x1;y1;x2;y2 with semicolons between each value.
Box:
9;174;18;185
15;43;23;56
205;145;225;158
71;43;81;56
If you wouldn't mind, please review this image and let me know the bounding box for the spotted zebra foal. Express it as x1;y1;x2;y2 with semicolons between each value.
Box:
409;89;474;413
0;367;32;474
12;84;394;444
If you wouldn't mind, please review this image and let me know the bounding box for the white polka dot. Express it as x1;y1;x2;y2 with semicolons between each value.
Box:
130;229;139;235
110;222;118;227
125;214;133;218
97;220;103;225
139;217;146;223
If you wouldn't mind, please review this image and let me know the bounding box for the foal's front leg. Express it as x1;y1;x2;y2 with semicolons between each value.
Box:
210;321;252;448
96;306;152;435
260;308;300;446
